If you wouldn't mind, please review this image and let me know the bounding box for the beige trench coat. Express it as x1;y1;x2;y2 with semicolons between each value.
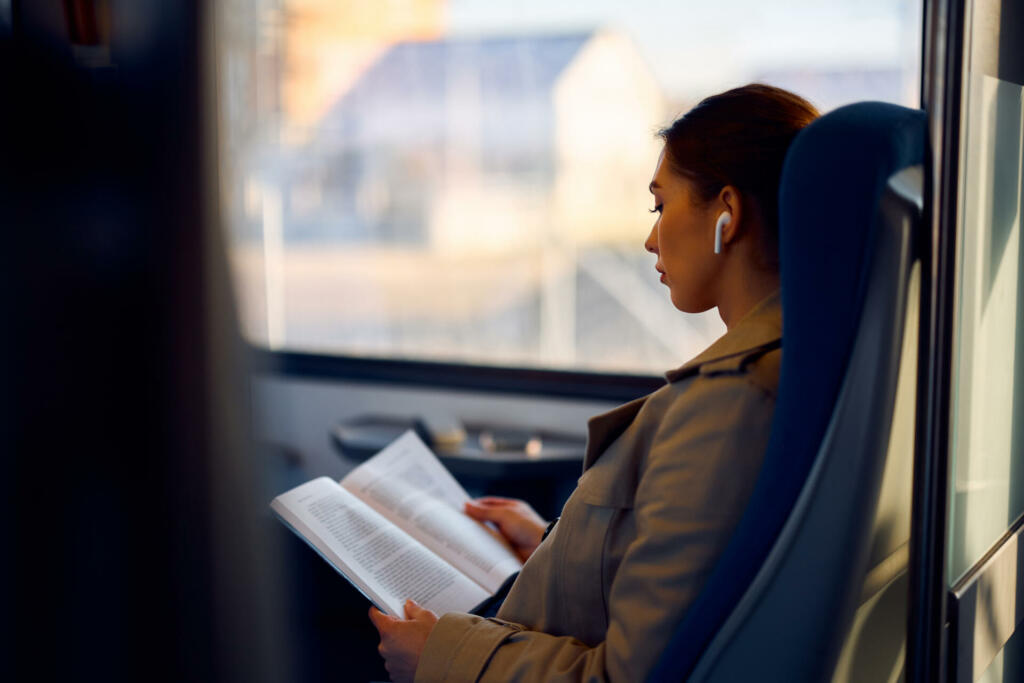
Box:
416;291;783;682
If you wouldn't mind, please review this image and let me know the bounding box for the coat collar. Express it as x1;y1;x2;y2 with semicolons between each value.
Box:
581;290;782;472
664;289;783;383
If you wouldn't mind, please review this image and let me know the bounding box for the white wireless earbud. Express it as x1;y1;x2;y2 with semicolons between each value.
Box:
714;212;731;254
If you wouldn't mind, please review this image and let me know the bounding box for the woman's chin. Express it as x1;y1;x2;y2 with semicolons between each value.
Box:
669;292;712;314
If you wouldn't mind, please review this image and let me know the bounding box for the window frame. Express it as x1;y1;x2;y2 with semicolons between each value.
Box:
252;346;667;402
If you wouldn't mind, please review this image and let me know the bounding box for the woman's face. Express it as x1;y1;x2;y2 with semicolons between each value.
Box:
644;149;720;313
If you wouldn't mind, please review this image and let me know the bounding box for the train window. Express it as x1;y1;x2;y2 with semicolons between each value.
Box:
216;0;922;375
947;21;1024;583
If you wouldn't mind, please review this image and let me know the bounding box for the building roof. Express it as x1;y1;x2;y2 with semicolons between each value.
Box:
345;32;590;102
315;32;593;148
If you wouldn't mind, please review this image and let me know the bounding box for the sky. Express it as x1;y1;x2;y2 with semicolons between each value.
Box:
444;0;921;99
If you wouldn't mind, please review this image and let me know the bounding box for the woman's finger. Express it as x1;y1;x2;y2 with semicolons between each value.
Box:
473;496;517;507
465;501;509;523
464;501;490;517
404;599;424;618
368;606;394;632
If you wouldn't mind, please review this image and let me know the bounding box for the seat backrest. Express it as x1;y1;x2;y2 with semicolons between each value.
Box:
830;172;921;682
648;102;927;682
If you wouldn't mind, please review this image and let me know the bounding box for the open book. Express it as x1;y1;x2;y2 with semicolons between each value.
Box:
271;431;523;616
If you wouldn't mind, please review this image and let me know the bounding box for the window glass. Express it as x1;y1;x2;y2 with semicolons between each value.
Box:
946;2;1024;583
217;0;922;373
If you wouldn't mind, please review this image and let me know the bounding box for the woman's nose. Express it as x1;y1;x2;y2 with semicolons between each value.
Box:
644;227;658;254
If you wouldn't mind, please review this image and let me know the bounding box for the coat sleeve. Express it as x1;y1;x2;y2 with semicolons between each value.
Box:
414;373;776;683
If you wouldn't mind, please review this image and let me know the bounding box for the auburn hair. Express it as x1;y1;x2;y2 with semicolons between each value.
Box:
658;84;819;265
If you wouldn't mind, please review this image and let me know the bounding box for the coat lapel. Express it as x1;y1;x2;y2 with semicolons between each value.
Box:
583;396;647;471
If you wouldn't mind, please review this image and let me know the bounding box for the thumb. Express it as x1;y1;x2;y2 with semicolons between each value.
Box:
405;599;427;619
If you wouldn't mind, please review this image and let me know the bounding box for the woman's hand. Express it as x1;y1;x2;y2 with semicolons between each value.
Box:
368;599;438;683
465;496;547;562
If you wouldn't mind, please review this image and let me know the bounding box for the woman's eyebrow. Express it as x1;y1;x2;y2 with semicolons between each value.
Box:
649;181;660;193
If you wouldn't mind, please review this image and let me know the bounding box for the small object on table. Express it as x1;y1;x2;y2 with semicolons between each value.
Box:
419;412;467;453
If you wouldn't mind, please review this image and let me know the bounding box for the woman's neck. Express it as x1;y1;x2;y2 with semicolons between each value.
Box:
717;266;780;330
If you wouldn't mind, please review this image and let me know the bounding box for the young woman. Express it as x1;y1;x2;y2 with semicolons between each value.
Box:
369;83;819;682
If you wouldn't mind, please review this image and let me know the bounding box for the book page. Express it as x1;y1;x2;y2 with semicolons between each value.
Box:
341;431;523;594
271;477;489;617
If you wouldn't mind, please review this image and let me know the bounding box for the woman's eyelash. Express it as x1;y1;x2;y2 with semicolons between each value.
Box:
649;204;663;214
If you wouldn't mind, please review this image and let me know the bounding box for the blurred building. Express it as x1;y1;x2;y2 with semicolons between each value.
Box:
271;30;665;253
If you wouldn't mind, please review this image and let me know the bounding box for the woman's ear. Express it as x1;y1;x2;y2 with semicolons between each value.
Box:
716;185;743;249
